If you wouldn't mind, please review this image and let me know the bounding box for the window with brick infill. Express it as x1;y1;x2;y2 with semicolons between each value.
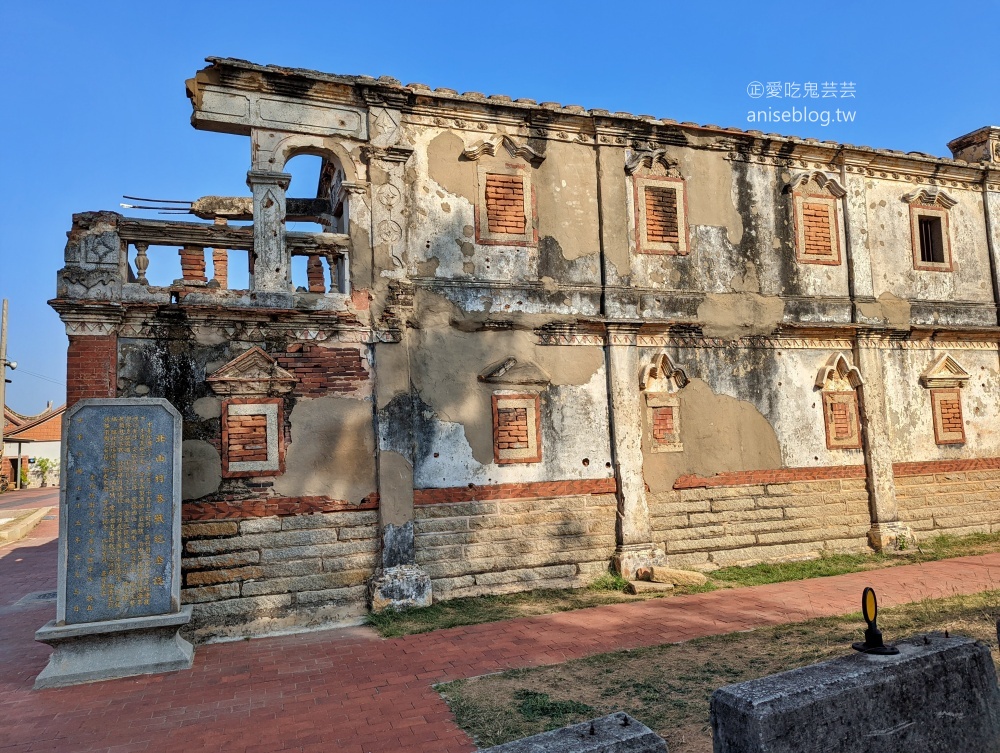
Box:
646;393;682;453
492;393;541;464
793;194;841;265
634;175;688;255
476;166;535;246
822;391;862;450
931;388;966;445
221;398;285;478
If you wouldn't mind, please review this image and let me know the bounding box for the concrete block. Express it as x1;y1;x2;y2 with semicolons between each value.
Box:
34;607;194;688
368;565;432;611
711;634;1000;753
479;712;667;752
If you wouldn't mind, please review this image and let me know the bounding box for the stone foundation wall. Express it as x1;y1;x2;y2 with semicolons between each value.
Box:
180;509;378;641
896;461;1000;539
413;492;617;600
651;474;871;570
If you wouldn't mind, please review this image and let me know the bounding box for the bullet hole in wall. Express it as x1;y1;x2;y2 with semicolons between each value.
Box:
433;452;439;458
582;458;590;466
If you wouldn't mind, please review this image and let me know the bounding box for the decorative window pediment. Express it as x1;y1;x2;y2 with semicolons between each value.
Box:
625;149;679;176
478;357;550;387
640;352;689;393
816;353;863;451
642;352;688;453
206;347;297;397
814;353;863;390
919;354;970;389
902;187;958;209
787;170;847;198
461;135;545;167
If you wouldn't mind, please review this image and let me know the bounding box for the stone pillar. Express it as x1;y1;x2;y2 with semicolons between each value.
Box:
606;323;666;578
840;158;877;315
855;335;911;550
982;173;1000;325
246;170;292;305
368;332;432;612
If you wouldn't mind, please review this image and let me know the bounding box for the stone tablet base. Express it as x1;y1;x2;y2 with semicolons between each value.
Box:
34;607;194;689
479;713;667;752
711;633;1000;753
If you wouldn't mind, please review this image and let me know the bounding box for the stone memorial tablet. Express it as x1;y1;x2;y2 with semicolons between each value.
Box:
63;402;178;622
35;398;193;689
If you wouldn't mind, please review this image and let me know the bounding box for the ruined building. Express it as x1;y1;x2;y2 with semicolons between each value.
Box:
53;58;1000;639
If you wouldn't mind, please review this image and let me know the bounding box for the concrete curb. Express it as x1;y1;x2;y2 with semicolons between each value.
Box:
0;507;52;544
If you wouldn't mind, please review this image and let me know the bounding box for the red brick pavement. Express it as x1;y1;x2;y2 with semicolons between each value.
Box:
4;513;1000;752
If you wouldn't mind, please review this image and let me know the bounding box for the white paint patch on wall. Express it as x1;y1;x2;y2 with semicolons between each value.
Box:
414;367;613;488
883;346;1000;463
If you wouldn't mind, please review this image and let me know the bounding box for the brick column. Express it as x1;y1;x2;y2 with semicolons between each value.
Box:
306;256;325;293
605;323;667;578
855;335;911;550
66;334;117;408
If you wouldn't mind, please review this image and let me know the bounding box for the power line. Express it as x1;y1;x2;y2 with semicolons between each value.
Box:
12;368;65;387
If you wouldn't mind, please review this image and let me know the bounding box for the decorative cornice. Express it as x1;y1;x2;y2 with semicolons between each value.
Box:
460;134;545;167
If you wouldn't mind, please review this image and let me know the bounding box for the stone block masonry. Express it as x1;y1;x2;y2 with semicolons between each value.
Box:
651;475;872;569
180;508;378;641
414;492;617;600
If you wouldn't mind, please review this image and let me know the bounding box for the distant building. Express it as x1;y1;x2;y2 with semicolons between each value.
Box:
3;403;63;488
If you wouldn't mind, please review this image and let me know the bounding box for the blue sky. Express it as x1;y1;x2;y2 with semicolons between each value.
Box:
1;0;997;413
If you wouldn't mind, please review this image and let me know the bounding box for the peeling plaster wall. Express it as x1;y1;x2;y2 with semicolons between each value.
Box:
409;326;613;488
640;346;865;489
882;346;1000;463
865;181;993;309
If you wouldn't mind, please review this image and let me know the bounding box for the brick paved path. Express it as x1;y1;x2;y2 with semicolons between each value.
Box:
0;487;58;512
4;512;1000;753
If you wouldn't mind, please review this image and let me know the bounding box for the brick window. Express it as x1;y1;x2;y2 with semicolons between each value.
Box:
793;194;841;265
221;398;285;478
910;204;952;271
930;388;966;445
476;166;535;246
646;393;682;453
492;393;541;464
822;391;862;450
634;176;688;255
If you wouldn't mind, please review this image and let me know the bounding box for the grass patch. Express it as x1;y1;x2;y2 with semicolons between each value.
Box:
367;531;1000;638
436;590;1000;752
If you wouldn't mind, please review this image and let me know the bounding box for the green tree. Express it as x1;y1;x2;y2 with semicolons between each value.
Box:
34;457;58;487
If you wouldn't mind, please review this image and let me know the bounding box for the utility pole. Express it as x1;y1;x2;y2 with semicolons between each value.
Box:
0;300;7;485
0;300;16;488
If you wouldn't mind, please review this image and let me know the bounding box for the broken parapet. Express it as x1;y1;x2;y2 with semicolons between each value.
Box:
479;712;667;753
710;633;1000;753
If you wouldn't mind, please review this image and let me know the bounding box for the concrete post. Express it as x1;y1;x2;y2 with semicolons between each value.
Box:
855;335;911;550
246;170;292;302
605;323;666;578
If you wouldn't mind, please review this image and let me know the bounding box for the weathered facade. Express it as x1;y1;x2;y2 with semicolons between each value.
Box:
51;58;1000;639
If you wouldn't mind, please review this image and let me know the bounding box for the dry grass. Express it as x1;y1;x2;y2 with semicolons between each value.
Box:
436;590;1000;752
